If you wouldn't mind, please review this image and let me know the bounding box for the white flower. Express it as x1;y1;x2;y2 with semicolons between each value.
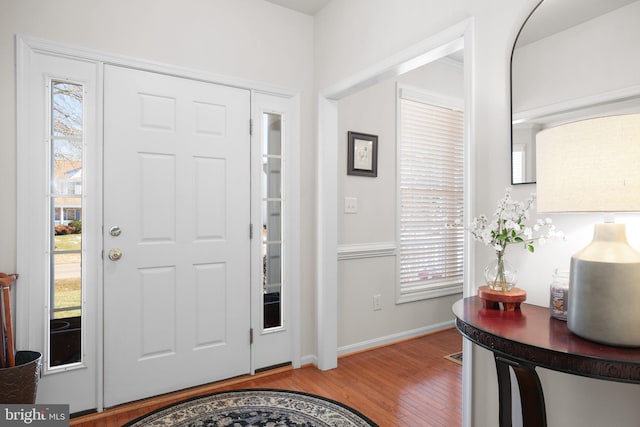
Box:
504;220;518;230
468;188;564;254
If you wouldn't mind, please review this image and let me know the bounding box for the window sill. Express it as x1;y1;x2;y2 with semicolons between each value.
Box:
396;282;463;304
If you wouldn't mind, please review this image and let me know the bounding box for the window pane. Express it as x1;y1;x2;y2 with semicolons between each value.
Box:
263;113;281;155
266;201;282;241
52;252;81;318
265;242;282;286
262;113;283;330
52;82;83;138
264;158;282;199
50;80;83;368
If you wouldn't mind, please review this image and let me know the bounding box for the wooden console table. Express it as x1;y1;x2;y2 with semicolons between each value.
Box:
454;296;640;427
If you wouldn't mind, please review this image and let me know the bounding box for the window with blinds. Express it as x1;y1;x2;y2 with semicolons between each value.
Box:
397;87;464;302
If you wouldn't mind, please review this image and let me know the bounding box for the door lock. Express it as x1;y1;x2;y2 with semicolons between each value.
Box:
109;226;122;237
108;248;123;261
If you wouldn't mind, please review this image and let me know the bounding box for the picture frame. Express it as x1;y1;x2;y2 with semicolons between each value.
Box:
347;131;378;177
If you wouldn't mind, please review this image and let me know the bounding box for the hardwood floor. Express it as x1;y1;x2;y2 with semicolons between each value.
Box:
71;328;462;426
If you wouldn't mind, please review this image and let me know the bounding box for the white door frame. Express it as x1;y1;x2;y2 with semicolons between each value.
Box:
16;34;301;413
315;18;476;426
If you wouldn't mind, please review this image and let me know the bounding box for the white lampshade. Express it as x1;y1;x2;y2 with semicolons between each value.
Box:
537;113;640;213
536;113;640;347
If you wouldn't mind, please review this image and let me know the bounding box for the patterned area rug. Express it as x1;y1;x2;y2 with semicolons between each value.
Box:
124;388;378;426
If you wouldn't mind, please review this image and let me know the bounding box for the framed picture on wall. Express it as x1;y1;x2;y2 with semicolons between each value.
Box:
347;131;378;177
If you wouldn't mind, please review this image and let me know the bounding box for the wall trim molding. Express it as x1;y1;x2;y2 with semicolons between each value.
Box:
512;84;640;125
337;321;455;357
337;242;396;260
302;321;455;367
17;34;298;97
300;354;318;367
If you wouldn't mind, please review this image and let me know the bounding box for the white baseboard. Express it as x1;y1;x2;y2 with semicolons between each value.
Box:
299;320;455;369
300;354;318;367
337;321;455;356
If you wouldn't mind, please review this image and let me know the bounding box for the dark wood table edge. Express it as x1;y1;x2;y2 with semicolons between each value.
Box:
454;297;640;426
456;318;640;384
454;300;640;385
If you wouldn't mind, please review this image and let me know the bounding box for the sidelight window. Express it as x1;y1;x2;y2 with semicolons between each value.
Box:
261;113;284;330
49;80;84;368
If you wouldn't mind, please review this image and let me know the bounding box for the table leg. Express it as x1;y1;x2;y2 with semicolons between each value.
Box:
495;355;547;427
494;355;512;426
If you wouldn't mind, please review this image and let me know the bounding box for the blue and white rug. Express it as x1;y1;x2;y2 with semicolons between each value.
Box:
124;388;378;426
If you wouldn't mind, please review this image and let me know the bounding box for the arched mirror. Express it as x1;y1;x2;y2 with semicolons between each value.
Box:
511;0;640;184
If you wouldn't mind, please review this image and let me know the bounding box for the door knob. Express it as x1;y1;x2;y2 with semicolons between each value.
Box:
108;248;123;261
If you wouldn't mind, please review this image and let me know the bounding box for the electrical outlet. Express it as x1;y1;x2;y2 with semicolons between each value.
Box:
373;294;382;311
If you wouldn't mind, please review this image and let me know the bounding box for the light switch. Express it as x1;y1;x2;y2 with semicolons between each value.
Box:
344;197;358;214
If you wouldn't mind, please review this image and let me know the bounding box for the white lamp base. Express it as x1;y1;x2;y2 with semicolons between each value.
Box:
567;223;640;347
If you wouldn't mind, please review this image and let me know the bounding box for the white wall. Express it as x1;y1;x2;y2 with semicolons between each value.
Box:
316;0;640;425
0;0;317;359
4;0;640;424
337;59;463;350
513;1;640;113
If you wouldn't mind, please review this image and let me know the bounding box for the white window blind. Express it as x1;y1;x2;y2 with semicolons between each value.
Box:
397;88;464;301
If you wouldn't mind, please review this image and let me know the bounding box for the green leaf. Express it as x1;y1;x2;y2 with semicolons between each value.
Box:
514;237;523;243
527;244;535;253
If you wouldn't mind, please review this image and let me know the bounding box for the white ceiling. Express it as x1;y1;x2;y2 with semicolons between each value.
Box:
264;0;331;15
264;0;639;42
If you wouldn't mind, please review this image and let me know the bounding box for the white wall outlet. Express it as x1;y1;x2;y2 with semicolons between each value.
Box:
373;294;382;311
344;197;358;214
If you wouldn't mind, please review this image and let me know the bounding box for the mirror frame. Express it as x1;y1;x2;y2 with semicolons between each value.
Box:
510;0;640;185
510;0;544;185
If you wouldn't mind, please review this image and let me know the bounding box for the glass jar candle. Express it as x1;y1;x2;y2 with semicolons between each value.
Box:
549;269;569;321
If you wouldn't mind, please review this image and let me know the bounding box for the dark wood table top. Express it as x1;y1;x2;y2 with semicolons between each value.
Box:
454;296;640;383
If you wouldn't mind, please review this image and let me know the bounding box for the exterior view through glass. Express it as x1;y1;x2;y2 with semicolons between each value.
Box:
50;81;83;367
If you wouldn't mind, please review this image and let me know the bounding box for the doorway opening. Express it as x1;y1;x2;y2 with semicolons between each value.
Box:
315;18;475;426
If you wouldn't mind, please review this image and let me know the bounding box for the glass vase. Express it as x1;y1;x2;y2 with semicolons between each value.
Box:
484;253;517;291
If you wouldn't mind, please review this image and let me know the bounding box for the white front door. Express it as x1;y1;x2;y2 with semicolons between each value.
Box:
103;65;251;407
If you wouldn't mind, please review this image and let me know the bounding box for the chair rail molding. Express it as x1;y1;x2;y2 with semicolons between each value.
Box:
337;242;397;260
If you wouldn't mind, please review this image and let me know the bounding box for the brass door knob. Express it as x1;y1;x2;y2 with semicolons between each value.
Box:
108;248;123;261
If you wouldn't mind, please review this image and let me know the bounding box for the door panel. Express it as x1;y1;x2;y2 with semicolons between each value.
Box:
251;93;295;370
18;43;100;414
103;65;250;407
